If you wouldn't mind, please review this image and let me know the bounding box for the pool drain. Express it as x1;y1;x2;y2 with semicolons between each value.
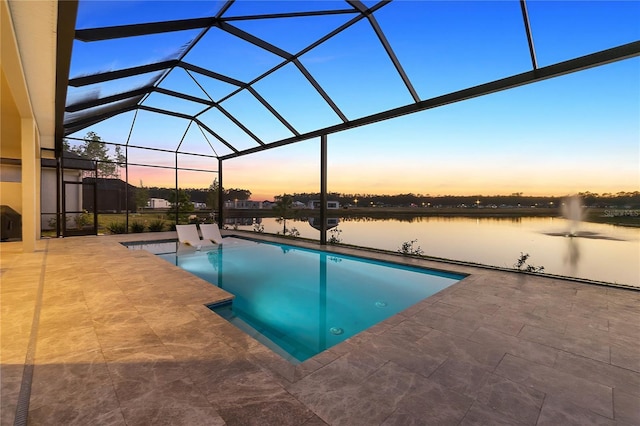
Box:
329;327;344;335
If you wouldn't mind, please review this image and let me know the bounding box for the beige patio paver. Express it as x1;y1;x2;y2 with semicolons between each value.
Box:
1;232;638;425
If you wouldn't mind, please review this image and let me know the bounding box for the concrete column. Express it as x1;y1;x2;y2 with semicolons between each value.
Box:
35;142;42;237
21;118;37;252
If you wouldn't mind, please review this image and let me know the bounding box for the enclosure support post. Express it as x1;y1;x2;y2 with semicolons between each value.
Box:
124;146;129;232
217;158;224;227
56;155;62;237
61;156;67;237
174;153;179;226
93;162;98;233
320;134;328;245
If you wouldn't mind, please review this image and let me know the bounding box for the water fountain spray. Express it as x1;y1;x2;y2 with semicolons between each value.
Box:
561;195;583;237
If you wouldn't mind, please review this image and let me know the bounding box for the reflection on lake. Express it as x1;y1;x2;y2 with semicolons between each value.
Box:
224;216;640;287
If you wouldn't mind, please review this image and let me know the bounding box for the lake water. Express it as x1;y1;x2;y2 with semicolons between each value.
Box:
225;216;640;287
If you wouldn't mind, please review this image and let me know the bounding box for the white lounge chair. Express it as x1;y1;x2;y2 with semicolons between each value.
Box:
200;223;224;244
175;224;214;249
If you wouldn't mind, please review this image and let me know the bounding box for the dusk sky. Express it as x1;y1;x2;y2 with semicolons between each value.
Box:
67;1;640;201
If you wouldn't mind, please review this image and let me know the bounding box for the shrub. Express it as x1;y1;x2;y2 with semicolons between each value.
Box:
398;239;424;256
107;222;126;234
75;210;92;229
130;221;145;233
328;228;342;244
47;215;70;230
513;252;545;273
253;223;264;233
148;219;165;232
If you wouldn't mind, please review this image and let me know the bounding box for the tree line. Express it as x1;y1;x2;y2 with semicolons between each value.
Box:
274;191;640;208
137;189;640;210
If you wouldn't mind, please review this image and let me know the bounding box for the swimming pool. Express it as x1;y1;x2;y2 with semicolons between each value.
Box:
138;237;463;363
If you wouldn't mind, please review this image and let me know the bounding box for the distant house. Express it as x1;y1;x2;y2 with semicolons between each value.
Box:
308;200;340;209
193;202;207;210
224;200;263;209
148;198;171;209
82;178;137;213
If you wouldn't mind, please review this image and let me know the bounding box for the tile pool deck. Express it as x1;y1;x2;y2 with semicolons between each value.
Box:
1;231;639;425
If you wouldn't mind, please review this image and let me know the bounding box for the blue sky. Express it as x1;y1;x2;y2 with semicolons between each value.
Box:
68;1;640;199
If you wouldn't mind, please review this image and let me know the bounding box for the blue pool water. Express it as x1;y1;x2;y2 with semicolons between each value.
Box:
146;237;463;363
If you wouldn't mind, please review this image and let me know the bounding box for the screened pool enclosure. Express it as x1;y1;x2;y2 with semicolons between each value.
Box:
52;0;640;241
